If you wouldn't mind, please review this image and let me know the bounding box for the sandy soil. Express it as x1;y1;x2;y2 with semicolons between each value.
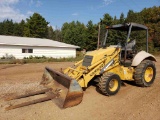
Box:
0;58;160;120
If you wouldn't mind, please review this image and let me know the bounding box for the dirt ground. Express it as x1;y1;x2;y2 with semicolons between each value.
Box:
0;58;160;120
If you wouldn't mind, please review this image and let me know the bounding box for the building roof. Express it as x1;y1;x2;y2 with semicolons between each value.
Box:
0;35;80;48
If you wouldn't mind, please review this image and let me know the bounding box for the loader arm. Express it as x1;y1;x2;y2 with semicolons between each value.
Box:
64;47;121;87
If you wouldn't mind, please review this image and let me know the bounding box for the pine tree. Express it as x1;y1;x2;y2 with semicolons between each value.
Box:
24;13;49;38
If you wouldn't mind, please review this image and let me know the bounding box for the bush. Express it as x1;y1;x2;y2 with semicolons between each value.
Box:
1;53;15;59
0;51;84;64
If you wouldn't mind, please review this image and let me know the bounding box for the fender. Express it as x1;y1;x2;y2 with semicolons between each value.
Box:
131;51;156;66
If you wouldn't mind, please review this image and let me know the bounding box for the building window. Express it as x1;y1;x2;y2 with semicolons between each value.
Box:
22;49;33;53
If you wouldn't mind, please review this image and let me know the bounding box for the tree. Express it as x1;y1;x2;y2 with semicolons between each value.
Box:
0;22;4;35
53;29;62;42
47;26;54;39
113;16;118;24
99;13;113;46
24;13;49;38
140;6;160;48
13;23;20;36
61;21;87;49
19;20;26;37
119;13;125;24
125;10;143;24
85;20;98;50
3;19;14;35
100;13;113;26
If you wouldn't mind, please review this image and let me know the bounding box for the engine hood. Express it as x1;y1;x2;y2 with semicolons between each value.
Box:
82;47;117;67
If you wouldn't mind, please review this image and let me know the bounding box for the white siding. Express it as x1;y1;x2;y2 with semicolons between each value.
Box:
0;45;76;59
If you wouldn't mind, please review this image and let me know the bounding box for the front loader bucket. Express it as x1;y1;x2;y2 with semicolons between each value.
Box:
40;67;83;108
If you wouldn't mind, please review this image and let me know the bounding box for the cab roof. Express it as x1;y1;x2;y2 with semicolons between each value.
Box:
106;23;148;31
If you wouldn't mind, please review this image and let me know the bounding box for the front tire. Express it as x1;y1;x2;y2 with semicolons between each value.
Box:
98;73;121;96
134;60;156;87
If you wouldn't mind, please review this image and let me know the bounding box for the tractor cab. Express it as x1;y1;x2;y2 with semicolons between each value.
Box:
103;23;149;66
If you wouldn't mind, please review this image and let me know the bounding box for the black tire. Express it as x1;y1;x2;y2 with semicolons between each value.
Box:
98;73;121;96
134;60;156;87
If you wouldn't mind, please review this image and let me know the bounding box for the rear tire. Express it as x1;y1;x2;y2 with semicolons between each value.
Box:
134;60;156;87
98;73;121;96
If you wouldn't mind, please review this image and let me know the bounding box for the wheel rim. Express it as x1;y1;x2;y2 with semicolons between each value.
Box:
109;79;118;91
144;67;153;82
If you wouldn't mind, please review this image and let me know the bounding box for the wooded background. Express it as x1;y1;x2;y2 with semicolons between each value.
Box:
0;6;159;53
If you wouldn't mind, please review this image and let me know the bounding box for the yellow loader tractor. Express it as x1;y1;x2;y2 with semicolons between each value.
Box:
40;22;156;107
5;23;156;110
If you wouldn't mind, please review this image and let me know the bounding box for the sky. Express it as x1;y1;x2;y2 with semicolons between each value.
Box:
0;0;159;29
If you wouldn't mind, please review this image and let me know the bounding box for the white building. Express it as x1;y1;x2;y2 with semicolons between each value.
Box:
0;35;79;59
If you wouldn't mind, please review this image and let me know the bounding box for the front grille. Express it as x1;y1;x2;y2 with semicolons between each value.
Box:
82;55;93;67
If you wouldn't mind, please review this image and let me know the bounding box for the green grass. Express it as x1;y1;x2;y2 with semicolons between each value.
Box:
0;52;84;64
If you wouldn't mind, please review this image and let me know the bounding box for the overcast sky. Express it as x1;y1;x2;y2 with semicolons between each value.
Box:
0;0;159;29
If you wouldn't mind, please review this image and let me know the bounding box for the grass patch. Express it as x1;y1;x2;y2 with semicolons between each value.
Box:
0;52;84;64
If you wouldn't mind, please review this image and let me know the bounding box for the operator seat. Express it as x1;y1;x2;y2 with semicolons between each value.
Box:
126;39;136;51
121;39;136;66
126;39;136;59
122;39;136;59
